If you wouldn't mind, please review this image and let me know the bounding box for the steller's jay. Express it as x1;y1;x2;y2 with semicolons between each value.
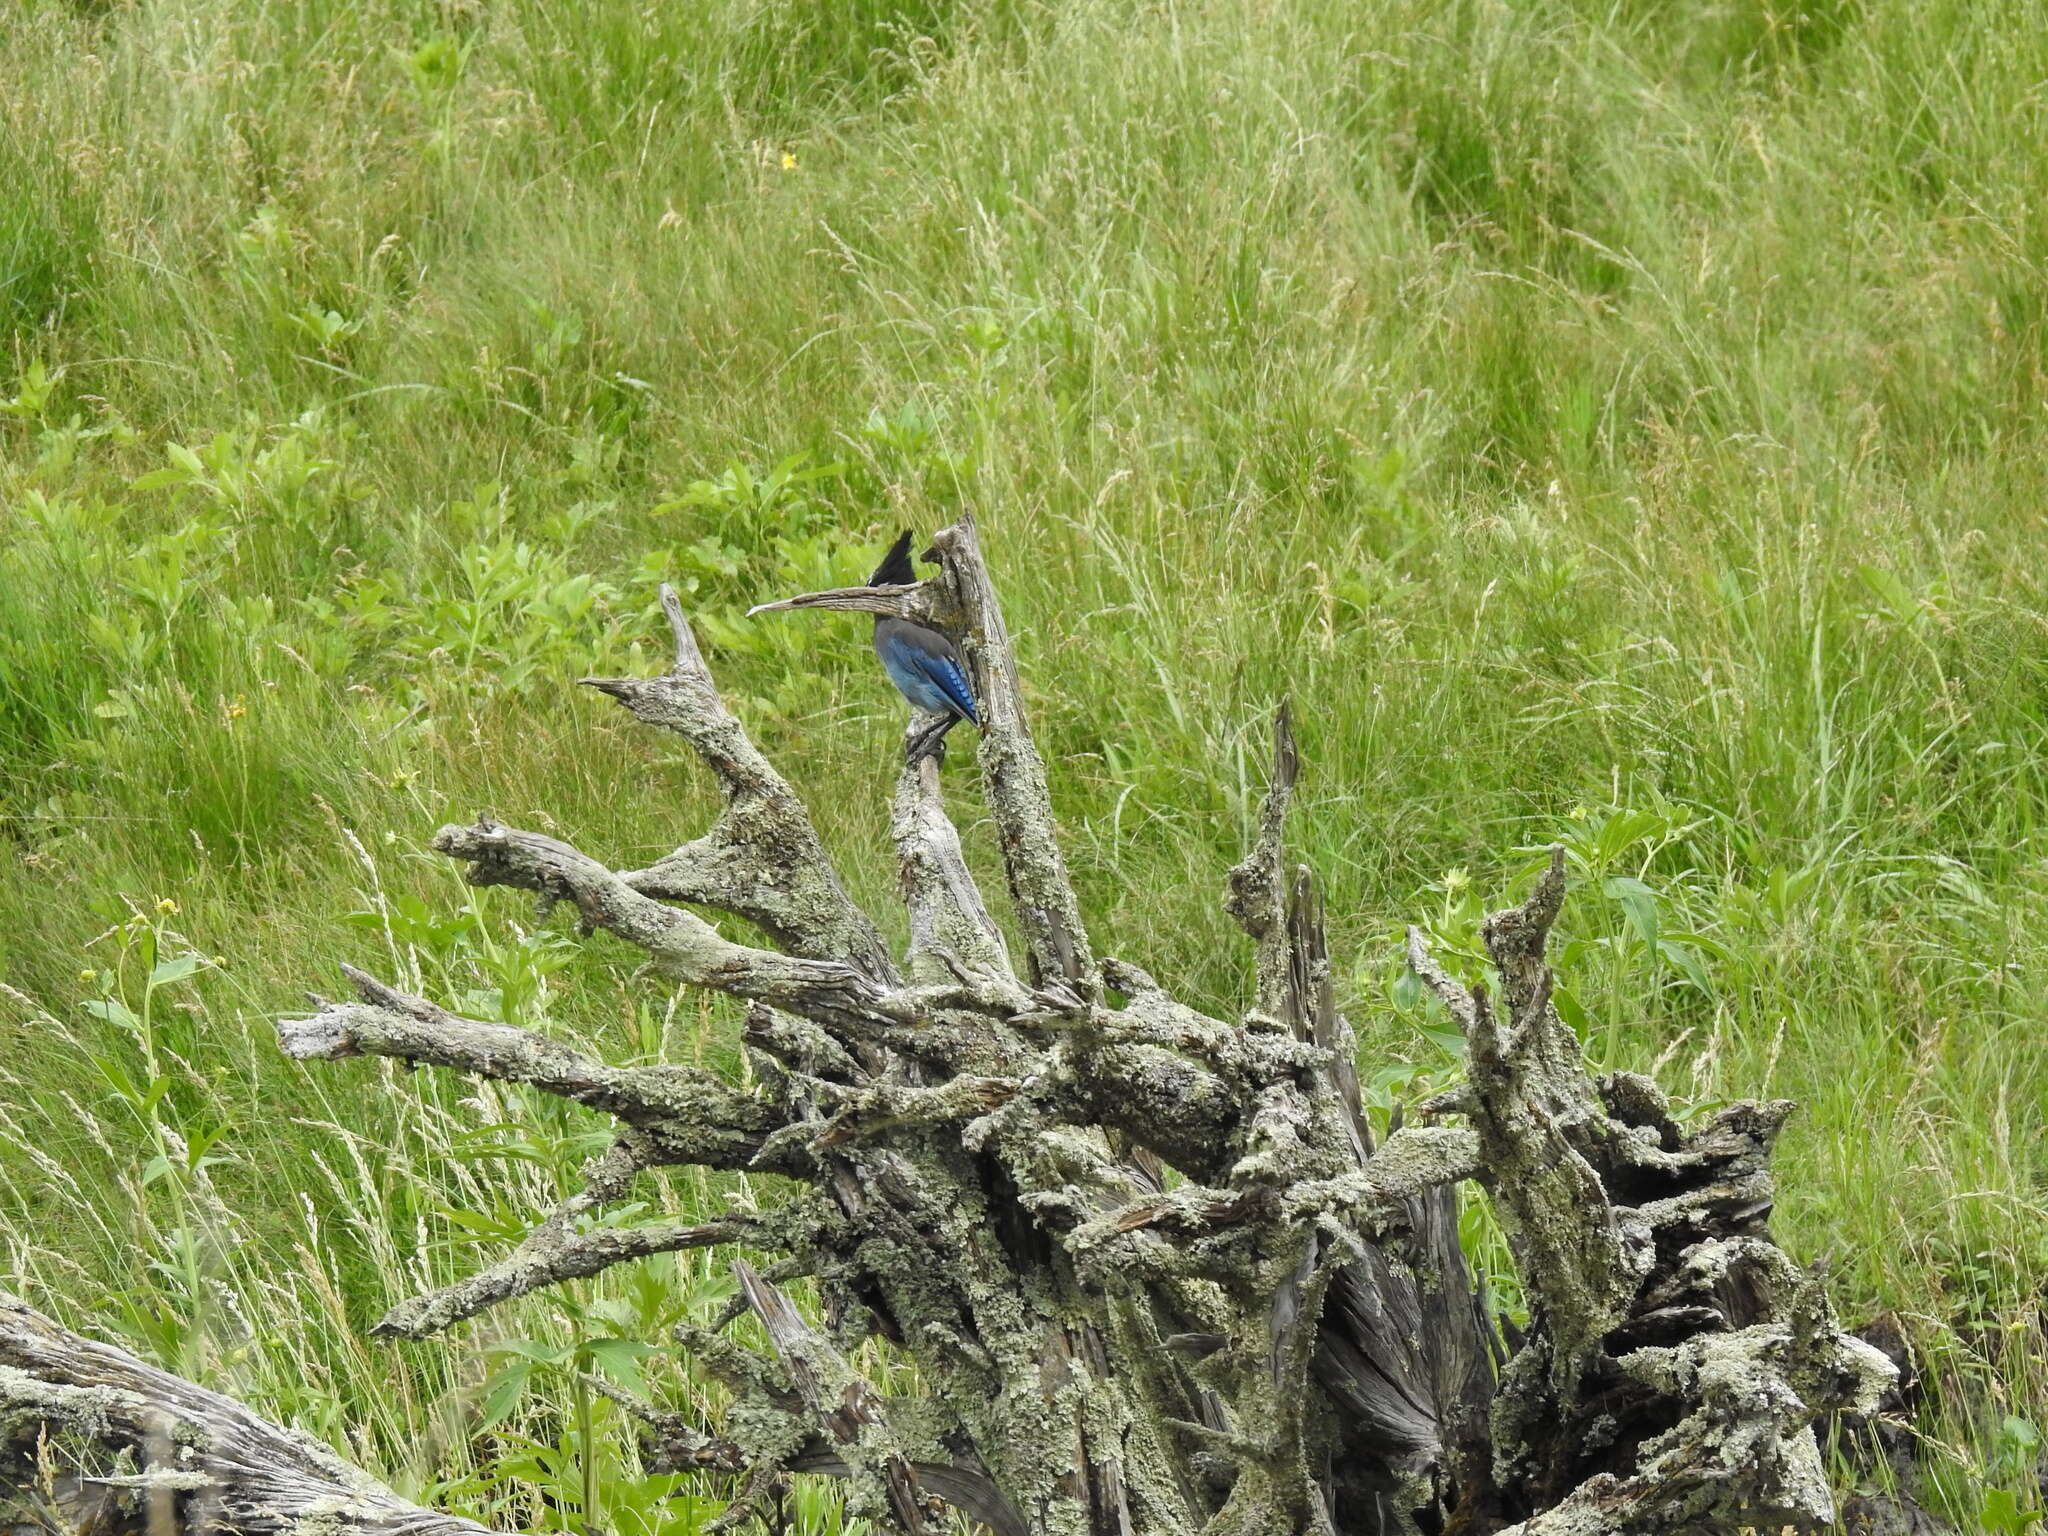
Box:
868;531;978;761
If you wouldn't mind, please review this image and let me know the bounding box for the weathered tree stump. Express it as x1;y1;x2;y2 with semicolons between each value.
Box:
2;516;1892;1536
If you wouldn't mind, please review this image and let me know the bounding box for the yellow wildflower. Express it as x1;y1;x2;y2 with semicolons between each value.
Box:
780;152;798;171
155;897;179;914
79;969;97;983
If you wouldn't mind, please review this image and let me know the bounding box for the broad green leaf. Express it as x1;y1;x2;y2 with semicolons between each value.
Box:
149;955;204;988
1976;1488;2041;1535
1550;984;1592;1039
1662;940;1713;994
476;1361;534;1430
438;1206;530;1241
1391;967;1422;1010
83;996;141;1031
582;1337;653;1393
1602;876;1661;962
1856;564;1915;622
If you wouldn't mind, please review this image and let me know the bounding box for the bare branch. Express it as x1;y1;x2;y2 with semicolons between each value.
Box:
278;968;785;1171
586;585;897;984
432;820;893;1030
1403;927;1479;1036
1068;1126;1481;1281
1223;701;1300;1024
1282;1127;1483;1218
391;1219;759;1339
812;1075;1021;1148
1413;927;1643;1383
1480;845;1568;1019
745;583;941;622
1057;1040;1244;1182
1225;705;1372;1165
373;1138;774;1339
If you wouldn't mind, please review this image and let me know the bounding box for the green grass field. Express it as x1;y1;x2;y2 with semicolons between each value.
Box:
4;0;2046;1526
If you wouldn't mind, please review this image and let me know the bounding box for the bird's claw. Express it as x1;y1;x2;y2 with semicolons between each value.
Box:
905;724;950;766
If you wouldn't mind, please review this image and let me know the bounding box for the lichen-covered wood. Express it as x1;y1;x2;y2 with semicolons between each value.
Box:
2;516;1893;1536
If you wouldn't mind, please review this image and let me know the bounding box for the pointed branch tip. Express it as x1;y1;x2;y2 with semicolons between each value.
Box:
746;583;927;619
656;583;704;672
1270;698;1298;791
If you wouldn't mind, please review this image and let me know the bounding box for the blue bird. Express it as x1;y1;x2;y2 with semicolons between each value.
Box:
868;531;978;761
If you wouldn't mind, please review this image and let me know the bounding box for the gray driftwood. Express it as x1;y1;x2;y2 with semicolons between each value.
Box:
0;1292;491;1536
4;517;1893;1536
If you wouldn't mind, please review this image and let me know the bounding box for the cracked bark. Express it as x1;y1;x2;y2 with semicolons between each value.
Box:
5;516;1893;1536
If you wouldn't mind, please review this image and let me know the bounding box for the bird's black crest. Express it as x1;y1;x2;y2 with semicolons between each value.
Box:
869;529;918;587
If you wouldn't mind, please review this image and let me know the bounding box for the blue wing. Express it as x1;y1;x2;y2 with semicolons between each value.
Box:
876;620;979;724
908;645;978;724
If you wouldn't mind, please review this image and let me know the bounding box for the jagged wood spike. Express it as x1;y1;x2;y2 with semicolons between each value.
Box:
732;1261;945;1536
929;516;1096;993
586;584;899;985
1223;699;1301;1028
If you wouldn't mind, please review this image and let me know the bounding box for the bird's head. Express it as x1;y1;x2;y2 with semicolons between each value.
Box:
868;529;917;588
